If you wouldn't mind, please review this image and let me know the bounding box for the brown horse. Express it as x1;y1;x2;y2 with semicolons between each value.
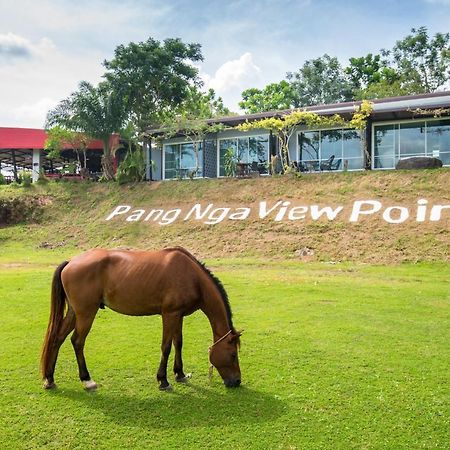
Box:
41;247;242;391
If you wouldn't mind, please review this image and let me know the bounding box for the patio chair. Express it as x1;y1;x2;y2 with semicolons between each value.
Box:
320;155;335;171
330;158;341;170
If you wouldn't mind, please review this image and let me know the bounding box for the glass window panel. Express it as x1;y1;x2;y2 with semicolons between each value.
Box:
374;156;395;169
399;122;426;157
180;142;195;169
439;151;450;165
374;125;396;158
180;142;203;177
343;130;362;158
164;144;179;179
344;157;364;170
197;144;203;176
253;135;269;174
219;139;237;176
321;130;342;161
299;131;320;162
250;136;269;162
249;137;258;162
426;119;450;160
238;137;248;162
255;136;269;162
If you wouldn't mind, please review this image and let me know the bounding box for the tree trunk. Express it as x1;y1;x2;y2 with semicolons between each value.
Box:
102;141;115;180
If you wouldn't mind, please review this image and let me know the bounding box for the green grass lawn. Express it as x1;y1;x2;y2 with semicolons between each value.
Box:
0;255;449;449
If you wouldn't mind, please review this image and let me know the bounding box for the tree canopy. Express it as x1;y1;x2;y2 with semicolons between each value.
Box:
390;26;450;93
103;37;204;132
241;27;450;112
287;54;353;106
239;81;296;114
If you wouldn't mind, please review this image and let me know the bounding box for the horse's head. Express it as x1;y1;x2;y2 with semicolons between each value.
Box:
209;330;242;387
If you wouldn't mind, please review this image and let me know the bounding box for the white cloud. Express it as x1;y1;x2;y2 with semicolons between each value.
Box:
0;32;32;58
204;52;261;92
0;37;104;128
0;33;56;61
199;52;263;111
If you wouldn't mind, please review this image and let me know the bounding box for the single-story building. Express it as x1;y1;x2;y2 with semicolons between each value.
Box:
145;91;450;180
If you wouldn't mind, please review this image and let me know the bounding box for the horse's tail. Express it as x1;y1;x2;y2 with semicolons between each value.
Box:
40;260;70;379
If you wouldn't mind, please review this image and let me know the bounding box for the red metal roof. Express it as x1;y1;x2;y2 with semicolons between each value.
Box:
0;127;106;150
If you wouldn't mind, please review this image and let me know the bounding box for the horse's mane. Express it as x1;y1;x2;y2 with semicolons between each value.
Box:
166;247;235;331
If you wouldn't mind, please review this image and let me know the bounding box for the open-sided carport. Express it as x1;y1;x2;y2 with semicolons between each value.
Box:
0;127;109;182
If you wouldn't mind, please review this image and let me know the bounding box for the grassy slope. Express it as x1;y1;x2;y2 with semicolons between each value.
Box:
0;168;449;263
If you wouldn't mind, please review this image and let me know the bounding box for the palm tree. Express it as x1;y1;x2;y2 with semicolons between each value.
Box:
46;81;126;180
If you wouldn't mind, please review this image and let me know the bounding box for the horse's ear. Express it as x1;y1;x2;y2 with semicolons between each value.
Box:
231;329;243;340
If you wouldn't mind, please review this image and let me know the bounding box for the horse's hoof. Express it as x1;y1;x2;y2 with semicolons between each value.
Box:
176;373;192;383
159;383;173;392
43;380;57;390
82;379;98;391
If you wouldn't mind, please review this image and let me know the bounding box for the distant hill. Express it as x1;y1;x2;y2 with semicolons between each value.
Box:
1;169;449;263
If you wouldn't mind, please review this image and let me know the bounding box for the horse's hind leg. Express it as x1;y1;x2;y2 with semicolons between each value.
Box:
173;319;191;383
43;307;76;389
157;312;182;391
71;307;98;391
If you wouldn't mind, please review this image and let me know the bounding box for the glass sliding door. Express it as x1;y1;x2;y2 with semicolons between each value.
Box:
427;119;450;165
219;139;237;176
373;118;450;169
343;130;363;170
218;135;269;176
180;142;203;177
399;122;426;158
164;144;179;179
299;131;320;171
164;141;203;179
374;124;397;169
298;129;363;171
321;130;342;169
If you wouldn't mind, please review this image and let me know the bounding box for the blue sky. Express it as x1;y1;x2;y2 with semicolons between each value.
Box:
1;0;449;128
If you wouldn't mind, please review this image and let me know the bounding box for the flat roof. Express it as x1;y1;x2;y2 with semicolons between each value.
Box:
145;91;450;135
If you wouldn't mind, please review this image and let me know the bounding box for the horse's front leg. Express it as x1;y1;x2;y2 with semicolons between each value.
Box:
173;317;191;383
157;312;179;391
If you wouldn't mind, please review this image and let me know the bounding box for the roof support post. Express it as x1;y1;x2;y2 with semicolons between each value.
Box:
12;149;18;182
32;148;42;182
144;138;152;181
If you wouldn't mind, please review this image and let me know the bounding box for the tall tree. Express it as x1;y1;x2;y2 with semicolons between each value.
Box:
346;54;399;90
346;54;403;100
46;81;126;180
103;37;203;132
176;86;231;119
287;54;353;106
389;26;450;93
239;81;296;114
